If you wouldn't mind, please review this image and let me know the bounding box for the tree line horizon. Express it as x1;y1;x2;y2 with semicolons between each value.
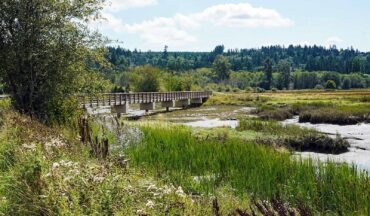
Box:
107;44;370;74
106;44;370;93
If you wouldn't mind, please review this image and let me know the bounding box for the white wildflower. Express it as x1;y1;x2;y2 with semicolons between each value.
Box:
146;200;155;209
93;176;105;183
176;186;186;198
162;185;173;194
147;183;158;192
136;209;146;214
52;162;60;170
22;143;36;151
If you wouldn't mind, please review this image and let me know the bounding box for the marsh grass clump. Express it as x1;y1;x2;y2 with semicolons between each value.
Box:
237;119;349;153
253;106;294;121
128;125;369;215
299;109;361;125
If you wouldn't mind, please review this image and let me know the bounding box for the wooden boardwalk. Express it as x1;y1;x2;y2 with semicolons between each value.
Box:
0;95;9;100
80;91;212;108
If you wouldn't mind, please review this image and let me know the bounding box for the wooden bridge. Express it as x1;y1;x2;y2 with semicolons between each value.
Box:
0;95;9;100
80;91;212;114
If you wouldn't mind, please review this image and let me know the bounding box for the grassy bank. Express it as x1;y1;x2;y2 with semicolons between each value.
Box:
0;110;220;215
206;90;370;124
128;124;369;215
0;107;306;215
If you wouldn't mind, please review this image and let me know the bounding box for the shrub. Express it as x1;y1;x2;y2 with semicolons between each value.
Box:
325;80;337;90
254;87;266;93
244;87;253;92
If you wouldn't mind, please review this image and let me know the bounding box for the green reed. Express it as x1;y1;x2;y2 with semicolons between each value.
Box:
128;125;369;215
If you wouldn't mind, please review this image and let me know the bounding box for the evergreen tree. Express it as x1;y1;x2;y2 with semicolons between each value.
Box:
262;58;273;90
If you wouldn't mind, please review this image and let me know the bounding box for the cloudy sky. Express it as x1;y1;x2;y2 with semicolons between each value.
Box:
93;0;370;51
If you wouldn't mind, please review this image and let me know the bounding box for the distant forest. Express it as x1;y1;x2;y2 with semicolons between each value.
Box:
106;45;370;74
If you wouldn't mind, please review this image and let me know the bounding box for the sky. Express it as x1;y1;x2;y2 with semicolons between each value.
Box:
92;0;370;52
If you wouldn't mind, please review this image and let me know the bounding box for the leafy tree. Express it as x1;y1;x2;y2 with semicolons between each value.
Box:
321;72;341;86
212;55;231;82
131;66;161;92
325;80;337;90
0;0;108;123
277;60;292;89
342;77;351;89
164;75;182;91
262;58;273;90
180;75;192;91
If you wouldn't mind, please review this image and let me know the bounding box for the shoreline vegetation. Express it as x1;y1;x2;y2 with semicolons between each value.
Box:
1;93;370;215
1;0;369;215
206;89;370;125
128;124;369;215
237;119;349;154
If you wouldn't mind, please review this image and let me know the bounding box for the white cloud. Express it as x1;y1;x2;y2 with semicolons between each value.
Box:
105;0;158;12
193;3;293;28
125;16;198;46
326;36;344;45
98;3;293;47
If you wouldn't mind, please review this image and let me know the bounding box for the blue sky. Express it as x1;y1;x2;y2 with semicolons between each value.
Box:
94;0;370;51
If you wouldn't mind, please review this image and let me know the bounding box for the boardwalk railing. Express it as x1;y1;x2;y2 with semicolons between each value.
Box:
0;95;9;100
80;91;212;108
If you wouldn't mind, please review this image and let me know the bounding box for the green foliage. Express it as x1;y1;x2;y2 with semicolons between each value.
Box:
0;0;108;123
342;77;351;89
212;55;231;82
129;125;369;215
325;80;337;89
261;58;273;90
277;60;292;89
0;110;251;215
131;66;161;92
106;45;370;74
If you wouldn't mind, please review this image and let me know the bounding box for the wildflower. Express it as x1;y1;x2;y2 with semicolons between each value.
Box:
146;200;155;209
136;209;146;214
22;143;36;151
93;176;105;183
176;186;186;197
162;185;172;194
52;162;60;170
147;183;158;192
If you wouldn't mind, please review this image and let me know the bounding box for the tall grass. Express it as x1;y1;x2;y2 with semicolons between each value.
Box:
237;119;349;153
128;125;369;215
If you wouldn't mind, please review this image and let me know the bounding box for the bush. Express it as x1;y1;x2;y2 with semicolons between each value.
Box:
244;87;253;92
325;80;337;90
254;87;266;93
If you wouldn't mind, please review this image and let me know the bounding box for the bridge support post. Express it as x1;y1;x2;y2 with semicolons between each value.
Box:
140;102;155;112
190;98;203;106
175;99;190;108
161;101;174;112
111;104;129;116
